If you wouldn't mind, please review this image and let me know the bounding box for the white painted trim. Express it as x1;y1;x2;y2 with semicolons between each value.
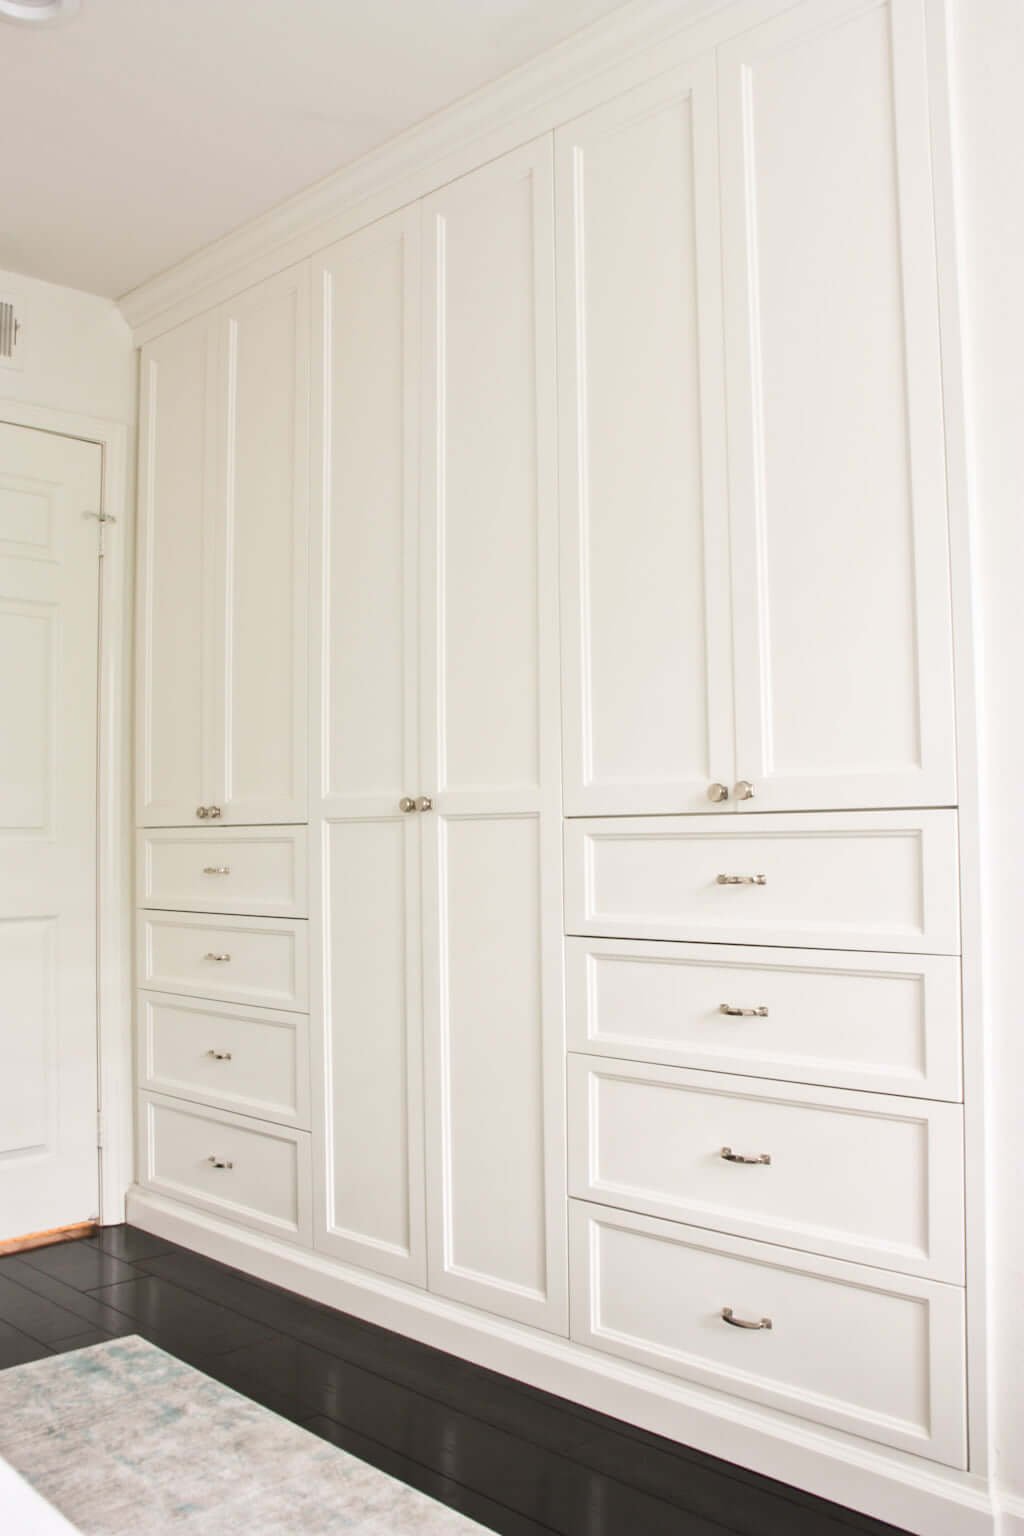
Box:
925;0;993;1478
0;397;134;1225
995;1493;1024;1536
117;0;799;343
126;1190;996;1536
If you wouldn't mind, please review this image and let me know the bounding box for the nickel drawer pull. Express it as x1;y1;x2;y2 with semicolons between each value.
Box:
721;1307;772;1331
719;1004;769;1018
716;874;767;886
720;1146;771;1165
203;865;231;875
207;1156;234;1170
206;1049;233;1061
205;952;232;962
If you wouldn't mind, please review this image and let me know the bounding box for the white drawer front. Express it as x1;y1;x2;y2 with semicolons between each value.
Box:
570;1202;966;1466
569;1058;963;1280
138;1092;311;1243
565;811;960;954
137;827;308;917
138;991;310;1128
137;912;309;1011
566;938;963;1101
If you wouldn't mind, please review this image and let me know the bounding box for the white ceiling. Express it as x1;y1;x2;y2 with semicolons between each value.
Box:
0;0;625;299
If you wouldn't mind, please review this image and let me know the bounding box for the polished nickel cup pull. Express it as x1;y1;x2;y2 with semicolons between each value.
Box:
207;1156;234;1170
719;1004;769;1017
716;874;767;886
203;865;231;875
206;1049;232;1061
720;1146;771;1165
205;952;231;962
721;1307;772;1330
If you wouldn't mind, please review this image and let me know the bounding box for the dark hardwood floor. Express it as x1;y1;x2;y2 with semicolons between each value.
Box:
0;1225;908;1535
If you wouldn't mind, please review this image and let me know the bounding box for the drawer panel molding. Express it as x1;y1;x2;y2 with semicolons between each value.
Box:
137;1092;312;1243
137;991;310;1128
138;827;308;917
565;811;960;954
570;1202;966;1466
568;1057;964;1280
136;912;309;1012
566;938;963;1100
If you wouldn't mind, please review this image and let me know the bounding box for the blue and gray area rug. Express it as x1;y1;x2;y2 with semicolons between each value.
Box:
0;1335;487;1533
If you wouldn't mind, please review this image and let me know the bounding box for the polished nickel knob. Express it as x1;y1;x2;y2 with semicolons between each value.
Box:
707;782;729;804
206;1049;233;1061
719;1004;769;1018
721;1307;772;1330
720;1146;771;1165
205;952;232;963
416;796;433;812
207;1156;234;1170
399;797;417;813
208;805;223;819
734;780;755;801
716;873;767;886
196;805;209;819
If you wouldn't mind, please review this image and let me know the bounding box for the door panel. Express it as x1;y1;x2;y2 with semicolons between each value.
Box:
137;315;215;825
215;264;309;823
720;0;956;811
321;818;423;1280
420;141;567;1332
0;422;101;1237
556;58;733;816
313;211;425;1285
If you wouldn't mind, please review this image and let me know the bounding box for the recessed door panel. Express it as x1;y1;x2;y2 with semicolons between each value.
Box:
557;59;733;815
320;817;424;1282
216;263;309;823
137;316;213;825
420;141;567;1332
312;210;425;1285
720;0;955;810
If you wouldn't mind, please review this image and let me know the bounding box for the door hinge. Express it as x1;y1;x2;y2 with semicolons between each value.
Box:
96;1111;104;1149
83;509;116;557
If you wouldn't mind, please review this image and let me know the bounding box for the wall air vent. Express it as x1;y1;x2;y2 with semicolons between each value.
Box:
0;297;23;369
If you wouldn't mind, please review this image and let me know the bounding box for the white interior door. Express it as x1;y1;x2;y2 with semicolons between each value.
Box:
420;140;568;1333
720;0;957;813
0;422;101;1239
312;210;426;1285
556;55;734;816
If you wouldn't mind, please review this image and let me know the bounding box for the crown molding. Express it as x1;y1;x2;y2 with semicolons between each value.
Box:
119;0;759;342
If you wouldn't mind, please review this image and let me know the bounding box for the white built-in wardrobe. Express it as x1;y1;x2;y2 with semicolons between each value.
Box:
130;2;981;1530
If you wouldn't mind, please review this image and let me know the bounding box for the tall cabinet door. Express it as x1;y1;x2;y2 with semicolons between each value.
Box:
420;141;568;1333
720;0;956;813
312;210;426;1285
211;263;310;824
556;56;734;817
137;313;219;826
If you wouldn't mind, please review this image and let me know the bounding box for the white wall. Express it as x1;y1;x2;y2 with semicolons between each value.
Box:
0;267;134;425
951;2;1024;1529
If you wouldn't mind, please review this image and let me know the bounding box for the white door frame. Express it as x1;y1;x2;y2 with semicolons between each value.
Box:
0;398;133;1226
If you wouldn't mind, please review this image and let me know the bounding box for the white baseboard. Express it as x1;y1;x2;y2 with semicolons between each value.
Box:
127;1187;996;1536
996;1493;1024;1535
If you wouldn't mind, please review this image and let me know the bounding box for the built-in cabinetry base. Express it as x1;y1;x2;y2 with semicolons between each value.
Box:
126;1189;996;1536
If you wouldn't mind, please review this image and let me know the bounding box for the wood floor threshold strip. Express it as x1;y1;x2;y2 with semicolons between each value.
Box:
0;1222;98;1257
